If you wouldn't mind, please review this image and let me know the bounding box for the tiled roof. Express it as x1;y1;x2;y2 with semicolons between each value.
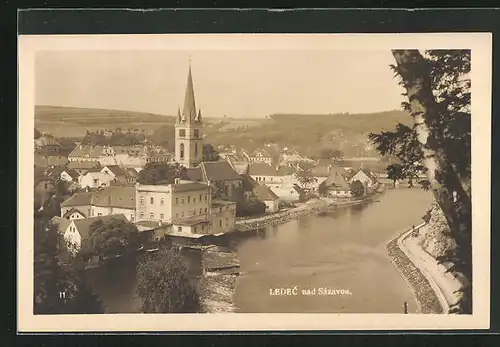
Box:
68;145;106;159
253;184;279;201
67;160;101;170
172;182;210;193
248;163;295;177
63;169;81;180
102;165;128;177
60;192;94;207
240;174;260;191
323;168;351;190
73;214;128;239
201;162;242;181
34;155;69;168
174;216;209;226
91;186;136;209
62;207;88;219
185;167;203;181
51;216;71;233
125;168;139;178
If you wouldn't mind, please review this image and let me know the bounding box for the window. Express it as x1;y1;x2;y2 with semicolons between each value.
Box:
180;143;185;159
176;197;178;204
204;195;207;201
193;197;196;203
219;207;222;213
176;213;179;219
131;214;135;221
160;198;164;205
98;213;102;216
140;212;145;218
219;220;222;227
226;218;228;227
200;208;203;215
160;213;164;220
199;194;202;201
150;212;154;219
182;198;185;204
194;226;197;233
205;207;207;213
187;196;191;203
140;197;144;205
202;224;205;231
178;227;182;233
195;142;198;156
194;129;199;138
44;183;48;189
193;209;196;215
150;197;154;205
179;129;186;137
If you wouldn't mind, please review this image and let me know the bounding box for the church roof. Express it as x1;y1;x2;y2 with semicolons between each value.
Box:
178;64;201;125
200;162;242;182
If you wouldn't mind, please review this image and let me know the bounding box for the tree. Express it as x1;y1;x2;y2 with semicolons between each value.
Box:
135;246;200;313
370;50;471;313
386;163;403;188
150;125;175;151
203;144;220;162
34;215;103;314
350;180;365;197
137;162;188;185
82;217;142;260
293;169;318;189
236;198;267;217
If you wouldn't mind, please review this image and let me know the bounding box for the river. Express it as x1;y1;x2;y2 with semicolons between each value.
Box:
232;187;434;313
85;187;433;314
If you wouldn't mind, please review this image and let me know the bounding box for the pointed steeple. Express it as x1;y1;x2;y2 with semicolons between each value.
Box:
182;62;197;124
195;109;202;123
177;108;182;123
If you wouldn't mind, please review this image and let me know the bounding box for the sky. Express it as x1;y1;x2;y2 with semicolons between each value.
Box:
35;49;405;118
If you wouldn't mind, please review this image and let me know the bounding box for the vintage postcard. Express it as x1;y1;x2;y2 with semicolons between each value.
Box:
18;33;491;332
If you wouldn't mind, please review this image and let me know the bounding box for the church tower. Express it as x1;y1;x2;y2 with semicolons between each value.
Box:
175;63;204;168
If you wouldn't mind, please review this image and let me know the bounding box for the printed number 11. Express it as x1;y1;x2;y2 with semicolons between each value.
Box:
59;291;66;299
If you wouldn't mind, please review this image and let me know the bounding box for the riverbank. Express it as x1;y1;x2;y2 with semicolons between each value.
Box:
387;223;445;314
235;186;386;232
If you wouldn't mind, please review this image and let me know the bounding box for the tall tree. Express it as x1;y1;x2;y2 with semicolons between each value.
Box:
135;246;200;313
370;50;472;313
81;217;142;261
137;162;188;185
293;168;318;189
34;214;103;314
203;144;220;162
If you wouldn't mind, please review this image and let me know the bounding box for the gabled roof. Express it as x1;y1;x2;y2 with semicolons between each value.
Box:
91;186;136;209
34;155;69;168
62;168;80;180
185;167;203;181
102;165;128;178
253;184;279;201
248;163;295;177
67;160;101;170
72;214;128;239
51;216;71;233
200;161;242;181
172;182;210;193
250;149;271;158
323;168;351;190
60;192;94;207
62;207;88;219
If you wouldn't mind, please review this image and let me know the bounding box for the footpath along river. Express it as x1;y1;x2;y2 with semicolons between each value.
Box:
231;187;434;313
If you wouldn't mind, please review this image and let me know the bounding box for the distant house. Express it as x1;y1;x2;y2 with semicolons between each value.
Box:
34;136;61;155
62;214;129;253
268;183;303;203
101;165;133;185
67;160;101;175
245;149;273;165
320;167;352;198
247;163;295;184
34;155;69;169
207;200;237;234
346;168;379;193
253;184;280;213
60;169;80;182
78;171;112;190
62;207;87;220
60;186;136;222
51;216;71;234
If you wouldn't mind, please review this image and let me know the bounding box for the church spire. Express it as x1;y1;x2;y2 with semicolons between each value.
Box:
181;62;197;124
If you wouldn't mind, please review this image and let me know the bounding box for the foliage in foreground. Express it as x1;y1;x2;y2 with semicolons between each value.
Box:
135;247;201;313
34;214;103;314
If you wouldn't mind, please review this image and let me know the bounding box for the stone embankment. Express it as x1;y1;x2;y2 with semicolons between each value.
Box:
235;186;385;232
386;224;444;314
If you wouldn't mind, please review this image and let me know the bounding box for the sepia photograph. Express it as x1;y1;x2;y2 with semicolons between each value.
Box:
18;33;491;331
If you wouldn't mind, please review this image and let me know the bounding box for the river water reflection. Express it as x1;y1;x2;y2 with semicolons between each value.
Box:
232;188;434;313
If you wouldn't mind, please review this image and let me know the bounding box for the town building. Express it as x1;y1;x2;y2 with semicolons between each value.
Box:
34;154;69;169
34;172;55;208
60;169;80;182
174;64;204;168
319;167;353;198
34;136;61;155
67;160;101;175
244;149;273;165
252;184;280;213
346;168;379;193
247;163;295;184
78;170;113;190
